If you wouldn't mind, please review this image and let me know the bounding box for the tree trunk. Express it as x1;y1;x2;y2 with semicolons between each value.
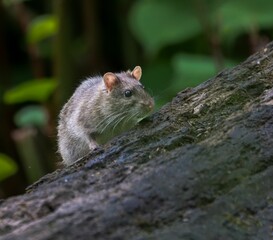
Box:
1;42;273;240
53;0;78;110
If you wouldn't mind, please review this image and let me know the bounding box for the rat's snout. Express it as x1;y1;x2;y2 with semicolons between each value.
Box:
139;98;154;112
148;98;154;110
144;98;154;111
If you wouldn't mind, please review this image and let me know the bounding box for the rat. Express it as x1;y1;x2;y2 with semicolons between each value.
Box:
57;66;154;165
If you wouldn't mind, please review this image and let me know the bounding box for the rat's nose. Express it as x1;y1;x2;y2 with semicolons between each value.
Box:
140;99;154;111
148;99;154;110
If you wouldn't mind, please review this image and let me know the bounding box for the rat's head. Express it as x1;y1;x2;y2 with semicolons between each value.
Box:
102;66;154;123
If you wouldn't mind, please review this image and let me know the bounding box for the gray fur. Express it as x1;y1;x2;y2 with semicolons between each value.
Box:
57;67;154;165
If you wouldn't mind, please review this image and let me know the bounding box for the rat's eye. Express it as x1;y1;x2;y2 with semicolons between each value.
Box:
124;90;133;97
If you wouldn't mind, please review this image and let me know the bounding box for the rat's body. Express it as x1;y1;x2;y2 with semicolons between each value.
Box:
57;66;154;165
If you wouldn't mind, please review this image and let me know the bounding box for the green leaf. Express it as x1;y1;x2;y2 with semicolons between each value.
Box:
129;1;201;55
217;0;273;40
27;15;58;44
14;105;47;128
0;154;18;182
171;53;236;90
4;78;57;104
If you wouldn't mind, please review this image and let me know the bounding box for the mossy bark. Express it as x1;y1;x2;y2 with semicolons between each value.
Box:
1;42;273;240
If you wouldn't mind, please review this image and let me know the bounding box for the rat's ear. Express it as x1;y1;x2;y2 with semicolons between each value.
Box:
131;66;142;81
103;72;119;92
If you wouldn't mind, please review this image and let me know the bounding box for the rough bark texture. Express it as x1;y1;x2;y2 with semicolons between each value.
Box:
1;43;273;240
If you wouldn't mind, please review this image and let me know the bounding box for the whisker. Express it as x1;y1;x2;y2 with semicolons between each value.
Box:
112;114;128;132
101;111;127;133
95;111;124;131
122;111;138;127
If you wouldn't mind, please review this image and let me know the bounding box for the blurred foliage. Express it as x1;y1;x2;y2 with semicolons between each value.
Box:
129;1;201;55
130;0;273;51
26;14;58;44
218;0;273;41
128;0;273;106
2;0;29;6
4;78;57;104
0;154;18;182
14;105;48;128
171;53;234;89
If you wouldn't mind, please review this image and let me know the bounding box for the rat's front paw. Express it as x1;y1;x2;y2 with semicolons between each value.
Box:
93;145;103;152
89;142;99;150
89;142;103;153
